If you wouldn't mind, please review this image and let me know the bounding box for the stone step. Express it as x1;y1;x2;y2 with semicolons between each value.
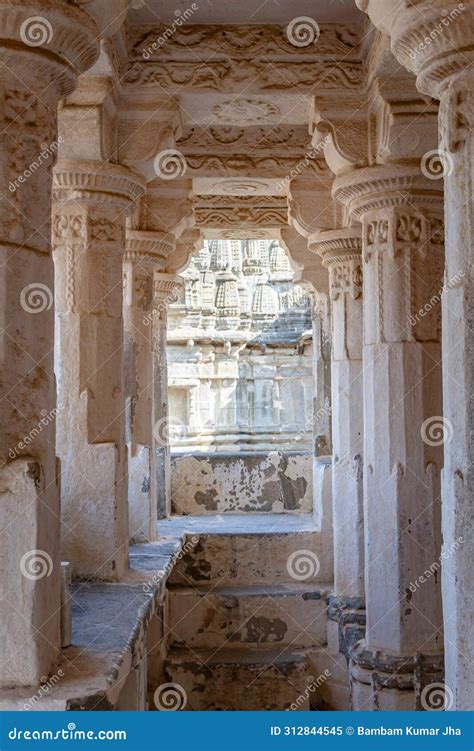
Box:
168;527;332;586
162;647;311;710
168;583;330;650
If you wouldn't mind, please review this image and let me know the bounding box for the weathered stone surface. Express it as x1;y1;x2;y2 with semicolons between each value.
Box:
164;647;310;711
168;582;329;649
171;451;312;515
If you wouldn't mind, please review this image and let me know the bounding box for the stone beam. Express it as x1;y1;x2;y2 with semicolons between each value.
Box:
194;195;288;231
125;23;363;92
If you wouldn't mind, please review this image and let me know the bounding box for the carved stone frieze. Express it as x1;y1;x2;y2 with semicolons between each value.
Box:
129;24;361;60
125;59;363;92
184;154;329;179
178;125;311;152
195;207;288;229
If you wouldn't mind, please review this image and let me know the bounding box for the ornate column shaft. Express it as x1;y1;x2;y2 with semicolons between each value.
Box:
0;2;98;686
124;229;182;539
310;228;365;651
357;0;473;710
53;161;145;580
334;166;445;709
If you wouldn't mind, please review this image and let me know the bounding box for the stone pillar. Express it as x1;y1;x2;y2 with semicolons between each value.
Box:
311;292;332;458
124;228;182;538
153;273;184;519
53;161;145;580
310;228;365;650
357;0;474;711
0;2;98;686
333;166;445;709
437;67;474;714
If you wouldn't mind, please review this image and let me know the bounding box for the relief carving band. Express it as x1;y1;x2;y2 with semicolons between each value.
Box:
0;0;472;722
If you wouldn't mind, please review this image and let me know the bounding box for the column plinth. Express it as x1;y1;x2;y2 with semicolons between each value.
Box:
53;160;145;581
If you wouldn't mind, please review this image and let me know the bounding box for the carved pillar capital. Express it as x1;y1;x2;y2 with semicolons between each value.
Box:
125;229;176;268
333;163;444;221
356;0;474;98
153;272;183;311
0;1;99;96
309;227;363;302
53;159;146;212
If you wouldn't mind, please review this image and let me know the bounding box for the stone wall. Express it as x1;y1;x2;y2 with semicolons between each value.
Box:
171;450;313;515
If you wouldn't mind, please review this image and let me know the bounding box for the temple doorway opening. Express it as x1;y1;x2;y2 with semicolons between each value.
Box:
164;238;314;519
